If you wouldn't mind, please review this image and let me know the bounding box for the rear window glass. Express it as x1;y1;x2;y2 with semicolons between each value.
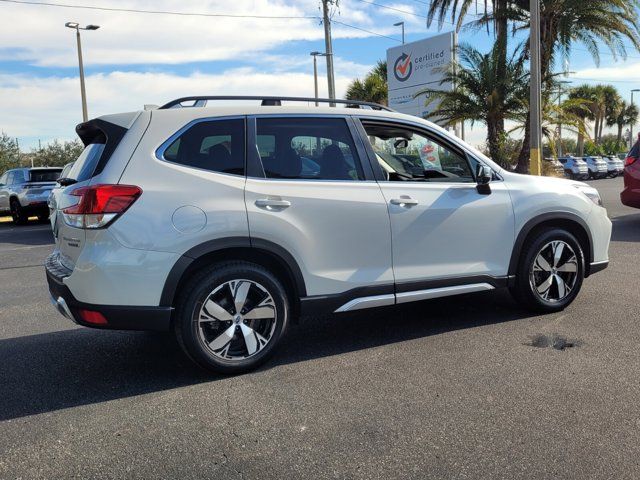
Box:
66;143;105;182
29;170;61;182
161;119;245;175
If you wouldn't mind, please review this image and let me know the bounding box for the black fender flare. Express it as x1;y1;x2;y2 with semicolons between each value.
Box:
507;212;594;277
160;236;307;307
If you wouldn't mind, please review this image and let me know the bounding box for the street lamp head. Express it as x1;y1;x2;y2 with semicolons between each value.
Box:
65;22;79;29
632;89;640;93
393;21;404;26
310;51;328;57
85;24;100;30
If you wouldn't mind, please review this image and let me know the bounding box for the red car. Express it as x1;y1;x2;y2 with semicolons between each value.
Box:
622;143;640;208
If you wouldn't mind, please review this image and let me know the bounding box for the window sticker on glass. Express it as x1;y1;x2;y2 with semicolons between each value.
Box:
418;141;442;171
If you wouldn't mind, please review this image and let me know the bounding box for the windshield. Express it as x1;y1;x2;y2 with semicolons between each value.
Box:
66;143;105;182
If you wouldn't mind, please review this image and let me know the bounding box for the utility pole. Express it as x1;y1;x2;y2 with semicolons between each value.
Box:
65;22;100;122
529;0;542;175
630;89;640;147
321;0;336;104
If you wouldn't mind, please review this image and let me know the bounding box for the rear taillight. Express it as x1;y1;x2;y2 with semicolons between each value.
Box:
62;184;142;229
625;156;637;167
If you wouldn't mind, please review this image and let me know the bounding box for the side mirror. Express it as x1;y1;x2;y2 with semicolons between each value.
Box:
57;177;77;187
394;138;408;149
476;164;492;195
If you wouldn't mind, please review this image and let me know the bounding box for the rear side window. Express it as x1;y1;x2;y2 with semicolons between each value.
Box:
256;117;364;181
161;119;245;176
29;170;61;182
66;143;106;183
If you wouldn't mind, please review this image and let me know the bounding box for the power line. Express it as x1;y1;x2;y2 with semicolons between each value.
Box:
332;19;401;42
566;76;640;84
0;0;318;19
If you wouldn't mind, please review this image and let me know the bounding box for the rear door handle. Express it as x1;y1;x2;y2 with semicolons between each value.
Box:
390;196;418;207
255;198;291;210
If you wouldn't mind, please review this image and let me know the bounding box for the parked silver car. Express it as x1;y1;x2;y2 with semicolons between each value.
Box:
558;156;589;180
603;155;624;177
583;156;609;179
0;167;62;224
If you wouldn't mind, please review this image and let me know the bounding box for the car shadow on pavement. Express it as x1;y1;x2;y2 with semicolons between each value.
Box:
0;290;534;421
0;220;54;247
611;213;640;243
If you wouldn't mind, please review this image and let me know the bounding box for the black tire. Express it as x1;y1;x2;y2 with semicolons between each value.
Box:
37;211;49;222
10;199;27;225
174;261;289;374
564;170;574;179
510;228;585;313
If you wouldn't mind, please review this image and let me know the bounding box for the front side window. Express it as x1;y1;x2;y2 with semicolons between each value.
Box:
162;119;245;176
362;122;475;183
256;117;364;181
0;173;6;185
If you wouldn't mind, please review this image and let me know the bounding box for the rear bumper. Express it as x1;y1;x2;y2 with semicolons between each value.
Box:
621;187;640;208
45;253;172;331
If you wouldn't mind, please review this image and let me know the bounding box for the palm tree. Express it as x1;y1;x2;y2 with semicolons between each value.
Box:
416;43;529;166
426;0;516;142
345;60;388;105
608;100;639;144
566;85;595;156
514;0;640;171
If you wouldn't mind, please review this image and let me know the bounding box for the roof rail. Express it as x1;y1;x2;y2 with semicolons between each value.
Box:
158;95;394;112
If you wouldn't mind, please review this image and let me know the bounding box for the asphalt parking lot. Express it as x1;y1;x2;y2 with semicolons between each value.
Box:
0;177;639;479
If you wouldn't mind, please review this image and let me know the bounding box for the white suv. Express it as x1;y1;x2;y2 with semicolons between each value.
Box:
46;96;612;374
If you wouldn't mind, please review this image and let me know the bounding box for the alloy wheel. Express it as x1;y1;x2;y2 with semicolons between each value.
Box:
529;240;578;303
196;279;277;361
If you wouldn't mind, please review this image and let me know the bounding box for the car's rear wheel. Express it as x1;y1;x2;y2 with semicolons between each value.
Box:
10;199;27;225
510;228;585;313
174;261;289;374
37;211;49;222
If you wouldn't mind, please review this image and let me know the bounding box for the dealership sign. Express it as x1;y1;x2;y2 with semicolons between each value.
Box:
386;32;454;121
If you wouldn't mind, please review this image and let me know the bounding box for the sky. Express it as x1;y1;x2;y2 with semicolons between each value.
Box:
1;0;640;151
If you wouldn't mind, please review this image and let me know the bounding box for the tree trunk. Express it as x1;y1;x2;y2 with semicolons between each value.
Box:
494;0;509;138
516;12;554;173
617;123;623;144
577;130;585;156
516;116;531;173
487;119;503;166
594;117;599;143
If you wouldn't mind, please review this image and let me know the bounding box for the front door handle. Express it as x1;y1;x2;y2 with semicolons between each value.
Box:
255;198;291;210
390;196;418;207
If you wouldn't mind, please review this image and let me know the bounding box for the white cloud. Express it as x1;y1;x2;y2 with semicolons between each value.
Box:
0;66;366;145
0;0;403;67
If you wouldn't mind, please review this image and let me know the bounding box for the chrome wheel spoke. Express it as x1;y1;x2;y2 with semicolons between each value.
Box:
233;281;251;313
555;274;567;298
556;257;577;273
201;299;233;322
243;297;275;320
534;254;552;273
208;324;236;352
240;323;258;355
552;241;565;267
537;274;554;298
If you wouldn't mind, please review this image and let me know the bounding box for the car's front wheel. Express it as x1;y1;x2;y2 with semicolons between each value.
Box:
174;261;289;374
510;228;585;313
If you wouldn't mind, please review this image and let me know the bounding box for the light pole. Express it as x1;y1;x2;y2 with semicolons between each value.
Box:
65;22;100;122
310;52;328;106
556;80;571;158
394;21;405;44
529;0;542;175
630;89;640;147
